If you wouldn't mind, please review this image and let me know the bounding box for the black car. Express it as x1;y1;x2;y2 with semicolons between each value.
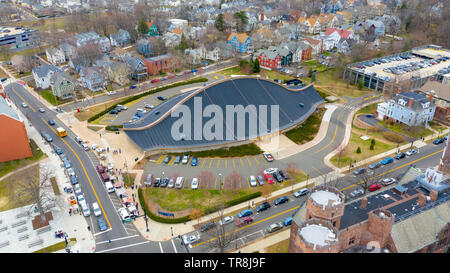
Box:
278;169;290;180
163;155;171;164
256;202;271;213
368;162;382;169
273;172;284;182
160;177;169;187
274;196;289;206
109;110;118;115
157;96;167;101
153;178;161;187
395;152;406;160
199;222;216;232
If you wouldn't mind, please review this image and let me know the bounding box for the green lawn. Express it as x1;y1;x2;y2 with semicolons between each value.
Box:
356;102;378;115
265;239;290;253
169;143;263;158
33;238;77;253
301;60;328;72
330;130;397;168
218;66;293;82
284;108;325;144
122;173;136;187
0;139;45;178
378;120;433;139
38;89;62;106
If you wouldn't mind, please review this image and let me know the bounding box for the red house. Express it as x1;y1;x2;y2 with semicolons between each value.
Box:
256;48;281;69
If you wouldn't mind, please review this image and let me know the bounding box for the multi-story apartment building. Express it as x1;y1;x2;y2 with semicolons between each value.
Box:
0;26;40;52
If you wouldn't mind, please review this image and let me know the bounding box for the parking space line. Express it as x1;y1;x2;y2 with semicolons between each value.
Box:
181;177;186;188
171;239;178;253
260;154;265;161
247;177;250;188
208;159;213;168
254;156;260;165
240;158;244;168
187;156;193;166
217;159;220;168
225;160;227;169
168;156;176;166
239;177;242;188
246;157;252;167
214;178;217;189
201;159;206;168
159;242;164;253
155;155;165;165
232;159;235;168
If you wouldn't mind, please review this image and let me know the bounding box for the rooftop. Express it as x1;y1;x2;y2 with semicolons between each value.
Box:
299;224;337;247
310;190;342;207
0;26;34;39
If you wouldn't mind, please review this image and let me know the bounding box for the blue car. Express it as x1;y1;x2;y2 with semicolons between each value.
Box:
283;217;293;226
97;218;108;231
130;85;136;89
433;138;445;145
381;157;394;165
63;160;72;169
237;209;253;218
135;112;143;118
48;120;55;126
54;147;63;155
191;157;198;166
70;175;78;185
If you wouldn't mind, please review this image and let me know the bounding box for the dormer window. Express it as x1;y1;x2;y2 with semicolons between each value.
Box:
398;99;406;106
422;102;430;108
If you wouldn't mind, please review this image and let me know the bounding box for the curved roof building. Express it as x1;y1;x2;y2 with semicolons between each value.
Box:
124;77;325;152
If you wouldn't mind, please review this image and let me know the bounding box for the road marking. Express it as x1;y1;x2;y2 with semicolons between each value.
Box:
208;159;213;168
217;159;220;168
12;86;36;112
39;117;113;228
315;109;344;154
340;149;444;192
96;240;151;253
254;156;260;165
225;160;227;168
192;203;299;248
168;156;176;166
311;166;324;176
239;177;242;188
240;158;244;168
187;156;193;166
232;159;235;168
214;76;218;80
214;178;217;189
93;228;112;237
247;157;252;167
155;155;165;165
247;177;250;188
171;239;178;253
159;242;164;253
201;159;206;168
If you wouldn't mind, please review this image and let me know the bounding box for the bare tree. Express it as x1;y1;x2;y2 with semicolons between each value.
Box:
198;171;215;189
11;165;61;223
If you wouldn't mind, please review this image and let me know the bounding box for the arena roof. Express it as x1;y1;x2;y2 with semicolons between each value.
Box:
124;77;325;151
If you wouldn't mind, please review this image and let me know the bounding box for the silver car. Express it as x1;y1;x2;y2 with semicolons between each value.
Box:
349;189;364;198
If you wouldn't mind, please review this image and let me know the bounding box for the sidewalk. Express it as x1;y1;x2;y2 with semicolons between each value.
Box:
10;102;96;253
230;229;291;253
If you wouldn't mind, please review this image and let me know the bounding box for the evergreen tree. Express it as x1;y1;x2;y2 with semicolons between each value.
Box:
252;58;260;73
176;34;189;52
215;14;225;32
137;18;149;36
356;147;361;154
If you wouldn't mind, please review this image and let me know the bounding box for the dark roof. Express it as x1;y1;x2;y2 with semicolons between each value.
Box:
124;78;325;151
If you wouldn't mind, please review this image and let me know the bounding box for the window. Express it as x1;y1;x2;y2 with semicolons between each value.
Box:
349;237;355;245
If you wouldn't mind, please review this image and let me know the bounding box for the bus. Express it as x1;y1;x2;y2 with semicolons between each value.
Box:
56;127;67;138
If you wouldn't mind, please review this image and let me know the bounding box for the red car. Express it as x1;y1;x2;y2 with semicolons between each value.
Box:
264;174;274;184
235;216;253;227
151;78;161;83
96;165;104;174
368;183;381;192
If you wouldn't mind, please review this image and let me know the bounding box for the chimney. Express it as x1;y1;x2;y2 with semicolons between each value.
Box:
430;190;438;202
408;98;414;108
360;197;368;209
418;193;427;207
428;94;433;101
397;88;402;93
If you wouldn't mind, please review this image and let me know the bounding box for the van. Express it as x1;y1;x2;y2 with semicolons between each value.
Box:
118;207;132;222
101;173;110;182
80;202;91;217
82;143;89;151
105;181;115;193
175;177;184;189
115;187;127;199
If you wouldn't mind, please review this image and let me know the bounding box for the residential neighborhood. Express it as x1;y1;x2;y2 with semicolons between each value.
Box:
0;0;448;260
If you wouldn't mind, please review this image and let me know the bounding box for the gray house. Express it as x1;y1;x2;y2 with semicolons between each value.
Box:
32;65;63;90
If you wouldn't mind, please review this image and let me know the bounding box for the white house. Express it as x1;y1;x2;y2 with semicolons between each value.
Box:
32;65;63;90
46;47;66;65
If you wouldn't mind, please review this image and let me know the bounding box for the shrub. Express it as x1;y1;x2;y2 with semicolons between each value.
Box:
87;77;208;123
383;131;405;143
356;146;361;153
105;125;123;131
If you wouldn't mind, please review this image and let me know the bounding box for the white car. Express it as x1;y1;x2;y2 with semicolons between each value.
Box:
76;194;86;204
406;149;417;156
82;143;89;151
381;178;396;186
182;155;189;164
191;178;198;189
263;168;278;174
118;207;131;222
263;152;274;162
92;202;102;217
91;144;98;150
182;234;200;245
144;103;154;109
67;168;75;177
107;91;116;95
74;184;82;196
249;176;257;187
219;216;234;226
21;102;28;108
117;104;127;110
107;162;114;171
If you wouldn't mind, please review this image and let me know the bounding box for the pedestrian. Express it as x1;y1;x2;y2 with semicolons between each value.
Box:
136;203;139;210
119;148;121;154
119;194;123;199
131;185;134;190
69;208;72;216
125;184;127;189
107;147;109;152
87;226;90;232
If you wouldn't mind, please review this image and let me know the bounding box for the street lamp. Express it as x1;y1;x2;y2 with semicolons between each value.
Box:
218;173;222;189
171;226;173;237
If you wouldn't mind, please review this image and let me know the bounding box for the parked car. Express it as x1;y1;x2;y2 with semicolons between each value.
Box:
163;155;171;164
54;147;63;155
406;149;417;156
157;95;167;101
191;157;198;166
107;91;116;95
368;183;382;192
433;138;445;145
129;85;136;89
199;222;216;232
264;173;274;184
92;202;102;217
174;156;182;164
263;152;274;162
350;189;364;198
96;165;105;174
256;175;264;186
368;162;382;169
97;218;108;231
264;168;278;174
235;216;253;226
219;216;234;226
256;202;271;213
152;78;162;84
182;155;189;164
153;178;161;187
273;196;289;206
282;217;293;226
395;152;406;160
294;188;309;198
381;157;394;165
278;169;290;180
144;103;154;109
182;234;200;245
21;102;27;108
109;110;118;115
191;178;198;189
266;222;283;233
273;172;284;182
237;209;253;218
381;178;396;186
353;168;366;175
249;176;257;187
48;120;55;126
160;177;169;188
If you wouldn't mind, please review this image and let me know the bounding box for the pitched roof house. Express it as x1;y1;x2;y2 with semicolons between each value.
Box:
50;72;75;100
104;61;129;86
46;47;65;65
32;64;63;90
227;32;253;53
79;67;106;92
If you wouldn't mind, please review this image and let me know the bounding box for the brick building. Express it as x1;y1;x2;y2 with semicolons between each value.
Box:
439;136;449;175
290;171;450;253
144;54;178;76
0;96;32;163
